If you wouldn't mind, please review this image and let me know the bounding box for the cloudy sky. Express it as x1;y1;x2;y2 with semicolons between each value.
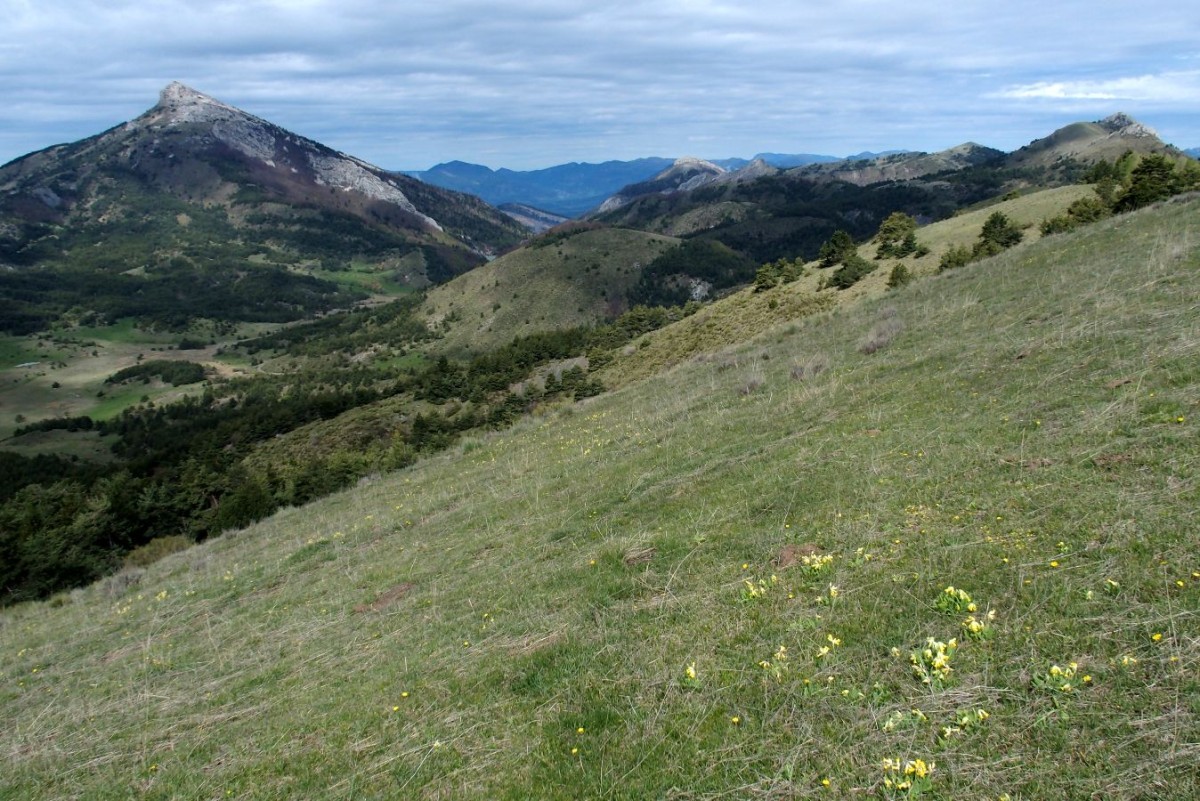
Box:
2;0;1197;170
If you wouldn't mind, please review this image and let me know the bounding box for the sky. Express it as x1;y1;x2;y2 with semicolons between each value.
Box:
2;0;1197;171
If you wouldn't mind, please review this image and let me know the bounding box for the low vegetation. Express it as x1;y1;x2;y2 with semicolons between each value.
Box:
2;195;1196;798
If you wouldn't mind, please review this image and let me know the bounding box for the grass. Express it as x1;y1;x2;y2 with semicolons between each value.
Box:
311;261;422;297
598;186;1093;388
1;196;1198;799
421;227;678;354
0;320;270;442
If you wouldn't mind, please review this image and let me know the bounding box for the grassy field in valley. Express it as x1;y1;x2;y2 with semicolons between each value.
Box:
0;320;276;442
1;196;1197;799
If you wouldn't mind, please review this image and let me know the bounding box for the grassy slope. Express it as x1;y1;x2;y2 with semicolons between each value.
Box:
2;197;1198;800
421;228;678;355
598;185;1095;387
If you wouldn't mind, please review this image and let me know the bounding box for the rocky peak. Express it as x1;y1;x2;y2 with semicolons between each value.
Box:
1098;112;1159;139
669;156;725;174
150;81;246;126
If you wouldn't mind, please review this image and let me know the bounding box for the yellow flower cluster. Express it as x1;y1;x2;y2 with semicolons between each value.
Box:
934;586;976;615
799;553;835;575
881;757;935;796
961;609;997;641
1034;661;1090;694
880;708;928;732
740;574;780;602
815;633;842;660
909;637;957;685
681;661;701;689
938;708;990;743
759;645;789;682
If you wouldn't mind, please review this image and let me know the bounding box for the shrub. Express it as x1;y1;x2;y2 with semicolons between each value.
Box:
790;353;830;381
938;245;974;273
886;263;913;289
122;536;192;569
860;318;905;354
830;254;876;289
818;230;856;268
973;212;1022;258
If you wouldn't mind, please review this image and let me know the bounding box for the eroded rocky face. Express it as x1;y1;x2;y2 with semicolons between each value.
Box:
128;82;441;230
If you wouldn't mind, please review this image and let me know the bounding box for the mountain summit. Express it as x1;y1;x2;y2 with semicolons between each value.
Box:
127;83;444;230
595;157;727;213
1006;112;1179;167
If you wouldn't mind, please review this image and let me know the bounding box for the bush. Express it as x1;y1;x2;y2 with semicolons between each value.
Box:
123;535;192;569
754;257;806;291
830;254;876;289
817;230;856;268
886;263;913;290
859;318;905;354
974;211;1022;258
938;245;974;273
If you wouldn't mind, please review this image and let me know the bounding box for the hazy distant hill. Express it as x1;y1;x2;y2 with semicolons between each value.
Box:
1182;147;1199;158
0;83;526;333
411;158;675;217
795;143;1005;185
413;153;851;216
711;152;843;170
496;203;571;233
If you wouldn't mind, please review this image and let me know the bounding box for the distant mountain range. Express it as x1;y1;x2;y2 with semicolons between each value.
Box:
587;112;1184;266
417;118;1186;220
1186;147;1200;158
409;152;903;217
409;159;676;217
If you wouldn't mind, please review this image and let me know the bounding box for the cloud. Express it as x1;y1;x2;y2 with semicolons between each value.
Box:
1;1;1197;168
996;71;1200;102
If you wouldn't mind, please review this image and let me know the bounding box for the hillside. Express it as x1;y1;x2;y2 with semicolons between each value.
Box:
0;83;527;333
587;113;1182;272
596;184;1095;387
3;195;1197;799
1005;113;1183;168
795;142;1005;185
420;226;678;354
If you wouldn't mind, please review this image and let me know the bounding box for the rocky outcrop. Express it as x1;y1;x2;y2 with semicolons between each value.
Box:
596;157;726;213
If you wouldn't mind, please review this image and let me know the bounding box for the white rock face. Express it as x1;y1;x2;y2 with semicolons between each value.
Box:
128;83;442;230
307;153;442;230
1099;112;1159;140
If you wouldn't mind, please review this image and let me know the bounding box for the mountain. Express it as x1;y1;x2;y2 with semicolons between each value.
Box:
712;152;842;170
590;156;994;265
496;203;571;233
1181;147;1198;158
0;83;526;333
595;157;729;213
587;113;1190;270
411;158;675;217
795;142;1005;185
413;154;848;216
1005;112;1182;167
